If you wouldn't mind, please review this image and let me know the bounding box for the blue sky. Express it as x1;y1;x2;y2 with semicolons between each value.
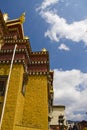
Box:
1;0;87;121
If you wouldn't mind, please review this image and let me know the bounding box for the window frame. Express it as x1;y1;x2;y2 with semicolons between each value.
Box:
0;75;8;96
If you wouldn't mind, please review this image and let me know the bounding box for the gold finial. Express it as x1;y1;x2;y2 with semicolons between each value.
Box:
50;70;54;73
24;36;29;40
3;13;9;21
19;12;26;23
41;48;47;52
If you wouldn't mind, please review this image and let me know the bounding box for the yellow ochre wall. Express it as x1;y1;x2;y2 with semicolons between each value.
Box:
14;125;42;130
0;64;49;130
22;75;49;130
0;64;24;130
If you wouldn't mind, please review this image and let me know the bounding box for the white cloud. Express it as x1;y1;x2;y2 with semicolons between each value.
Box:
37;0;87;44
37;0;87;121
58;43;70;51
36;0;59;11
53;69;87;121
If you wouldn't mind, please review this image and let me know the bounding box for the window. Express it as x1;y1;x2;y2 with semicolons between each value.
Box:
0;75;8;96
22;73;28;96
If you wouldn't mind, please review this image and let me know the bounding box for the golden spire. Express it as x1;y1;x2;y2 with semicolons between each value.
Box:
19;12;26;23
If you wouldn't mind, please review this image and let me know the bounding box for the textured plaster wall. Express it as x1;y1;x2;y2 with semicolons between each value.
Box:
0;64;49;130
0;64;24;130
23;75;49;130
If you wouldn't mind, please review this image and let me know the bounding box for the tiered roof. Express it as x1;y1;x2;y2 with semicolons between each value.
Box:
0;10;53;75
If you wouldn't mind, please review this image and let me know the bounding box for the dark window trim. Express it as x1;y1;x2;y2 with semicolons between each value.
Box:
0;75;8;96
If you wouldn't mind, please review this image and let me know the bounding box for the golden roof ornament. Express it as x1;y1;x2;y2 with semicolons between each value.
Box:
50;70;54;73
24;36;29;40
19;12;26;23
3;13;9;21
42;48;47;52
